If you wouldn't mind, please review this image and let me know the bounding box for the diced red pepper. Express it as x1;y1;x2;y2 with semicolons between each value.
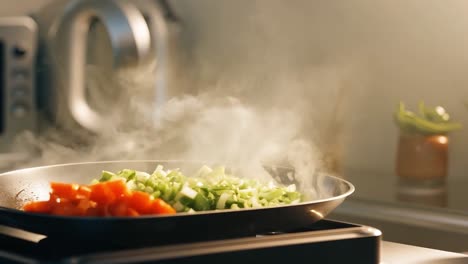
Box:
128;191;153;214
109;200;128;217
126;208;140;217
22;179;176;217
90;182;116;205
22;201;51;213
150;198;176;215
50;182;80;200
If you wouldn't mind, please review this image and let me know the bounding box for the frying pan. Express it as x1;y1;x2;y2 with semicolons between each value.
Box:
0;160;354;245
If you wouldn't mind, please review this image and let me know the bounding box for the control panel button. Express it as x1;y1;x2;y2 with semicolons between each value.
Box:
11;68;28;81
11;103;29;118
12;45;27;58
11;86;28;98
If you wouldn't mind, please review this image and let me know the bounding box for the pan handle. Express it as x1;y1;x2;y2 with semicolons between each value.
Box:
50;0;151;133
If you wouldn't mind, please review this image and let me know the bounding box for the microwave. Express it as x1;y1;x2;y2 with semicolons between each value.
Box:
0;0;181;169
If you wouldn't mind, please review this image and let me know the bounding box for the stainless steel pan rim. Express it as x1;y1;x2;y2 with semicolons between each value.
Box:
0;159;354;217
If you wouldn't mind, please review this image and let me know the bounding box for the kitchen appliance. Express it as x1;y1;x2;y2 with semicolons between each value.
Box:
0;219;381;264
0;0;180;167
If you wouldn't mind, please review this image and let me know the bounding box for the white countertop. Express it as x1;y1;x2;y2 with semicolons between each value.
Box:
382;241;468;264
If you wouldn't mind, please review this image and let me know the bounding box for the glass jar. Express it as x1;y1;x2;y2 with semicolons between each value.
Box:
395;133;448;184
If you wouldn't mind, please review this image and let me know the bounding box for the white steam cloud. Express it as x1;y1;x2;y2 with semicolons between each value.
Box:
6;0;368;199
13;90;320;187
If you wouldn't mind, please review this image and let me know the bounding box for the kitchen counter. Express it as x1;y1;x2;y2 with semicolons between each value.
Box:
330;168;468;253
382;241;468;263
340;168;468;210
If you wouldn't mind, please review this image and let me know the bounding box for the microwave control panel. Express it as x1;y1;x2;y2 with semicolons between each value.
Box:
0;16;37;156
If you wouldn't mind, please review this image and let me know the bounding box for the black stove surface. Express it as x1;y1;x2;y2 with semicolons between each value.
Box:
0;219;381;264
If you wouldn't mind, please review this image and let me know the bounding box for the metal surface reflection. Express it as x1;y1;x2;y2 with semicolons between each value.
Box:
310;209;324;219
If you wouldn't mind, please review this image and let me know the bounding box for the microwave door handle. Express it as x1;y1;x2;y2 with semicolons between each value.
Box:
54;0;151;133
140;1;170;124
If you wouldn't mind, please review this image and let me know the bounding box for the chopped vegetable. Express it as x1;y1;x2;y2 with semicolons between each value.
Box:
23;180;176;217
95;165;303;213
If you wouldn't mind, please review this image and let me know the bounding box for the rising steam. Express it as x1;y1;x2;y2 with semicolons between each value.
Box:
13;90;321;187
7;0;365;199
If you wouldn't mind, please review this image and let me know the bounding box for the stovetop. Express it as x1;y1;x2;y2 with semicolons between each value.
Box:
0;219;381;264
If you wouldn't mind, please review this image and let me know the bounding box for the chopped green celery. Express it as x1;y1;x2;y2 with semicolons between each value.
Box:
185;207;195;213
152;165;167;177
94;164;304;213
172;182;182;192
144;186;154;193
137;182;146;191
247;197;257;208
269;198;280;204
135;171;151;182
167;170;181;180
194;165;213;178
100;170;116;182
178;196;193;206
214;190;232;196
172;201;185;212
180;185;198;199
260;189;285;200
161;184;174;200
227;194;239;203
109;175;125;182
204;166;225;181
157;183;168;193
117;169;136;180
287;192;301;201
151;190;161;199
207;192;215;200
194;193;211;211
126;180;137;190
216;192;232;209
145;179;157;188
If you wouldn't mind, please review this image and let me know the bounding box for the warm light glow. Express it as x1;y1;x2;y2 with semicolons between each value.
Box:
435;106;446;115
436;135;448;144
